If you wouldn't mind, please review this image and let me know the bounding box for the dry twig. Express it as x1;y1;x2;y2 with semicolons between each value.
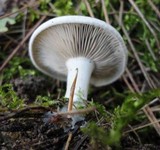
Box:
68;69;78;112
0;15;46;72
0;106;49;122
101;0;110;23
0;1;39;19
64;133;73;150
110;3;160;136
59;106;96;117
124;119;160;134
128;0;160;49
83;0;95;17
147;0;160;19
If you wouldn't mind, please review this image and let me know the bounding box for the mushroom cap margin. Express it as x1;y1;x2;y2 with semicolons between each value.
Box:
29;15;128;87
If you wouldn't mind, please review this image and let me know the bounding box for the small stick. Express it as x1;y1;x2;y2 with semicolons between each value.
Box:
61;106;96;117
145;39;157;61
83;0;95;18
128;0;160;49
147;0;160;19
122;74;134;92
118;0;124;25
124;119;160;134
101;0;110;24
68;69;78;112
0;15;46;72
0;3;37;19
0;106;49;121
64;133;72;150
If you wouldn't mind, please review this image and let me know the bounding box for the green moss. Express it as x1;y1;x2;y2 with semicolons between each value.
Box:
82;89;160;146
2;57;37;81
35;95;60;107
0;84;25;110
54;0;77;16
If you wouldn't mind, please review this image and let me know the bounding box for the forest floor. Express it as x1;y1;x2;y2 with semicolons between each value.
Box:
0;0;160;149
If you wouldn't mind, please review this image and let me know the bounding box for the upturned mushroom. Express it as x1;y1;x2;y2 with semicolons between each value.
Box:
29;15;127;115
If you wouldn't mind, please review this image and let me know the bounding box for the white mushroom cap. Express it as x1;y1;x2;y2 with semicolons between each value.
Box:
29;15;127;87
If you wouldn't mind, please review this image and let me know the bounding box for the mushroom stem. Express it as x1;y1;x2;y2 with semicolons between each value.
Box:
65;57;94;107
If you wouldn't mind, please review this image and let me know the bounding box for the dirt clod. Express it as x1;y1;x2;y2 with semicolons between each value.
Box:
11;75;54;102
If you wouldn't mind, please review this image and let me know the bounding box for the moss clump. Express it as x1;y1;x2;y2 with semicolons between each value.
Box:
82;89;160;147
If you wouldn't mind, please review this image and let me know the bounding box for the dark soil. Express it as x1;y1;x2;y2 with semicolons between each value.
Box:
1;112;160;150
1;76;160;150
11;75;55;103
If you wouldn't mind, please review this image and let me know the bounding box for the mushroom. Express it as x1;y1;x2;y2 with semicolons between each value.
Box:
29;15;127;120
